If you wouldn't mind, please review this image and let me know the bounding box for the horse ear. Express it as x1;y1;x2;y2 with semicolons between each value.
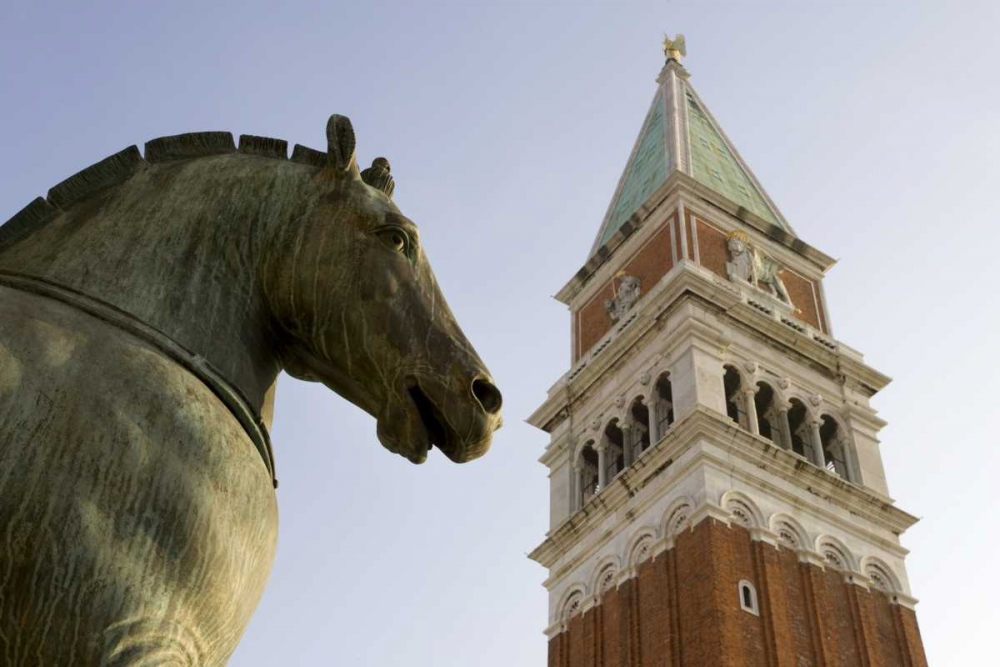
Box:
326;114;357;173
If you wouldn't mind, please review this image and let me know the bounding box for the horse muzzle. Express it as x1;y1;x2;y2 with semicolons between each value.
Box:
377;372;502;464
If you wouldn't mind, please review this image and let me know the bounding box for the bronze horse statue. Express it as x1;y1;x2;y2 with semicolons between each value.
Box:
0;115;502;665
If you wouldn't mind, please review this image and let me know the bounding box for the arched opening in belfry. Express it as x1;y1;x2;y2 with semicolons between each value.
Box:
578;441;599;506
654;373;674;436
628;398;651;462
820;415;850;480
603;421;626;482
787;399;810;458
723;365;745;426
753;382;778;442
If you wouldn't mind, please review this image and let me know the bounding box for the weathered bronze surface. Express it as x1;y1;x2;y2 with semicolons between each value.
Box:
0;115;502;664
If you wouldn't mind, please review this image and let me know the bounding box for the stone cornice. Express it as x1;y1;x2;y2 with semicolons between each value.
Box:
555;172;836;305
528;265;890;435
529;408;917;575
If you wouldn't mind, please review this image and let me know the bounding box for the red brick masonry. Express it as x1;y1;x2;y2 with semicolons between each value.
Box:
575;217;676;361
549;520;926;667
572;213;830;361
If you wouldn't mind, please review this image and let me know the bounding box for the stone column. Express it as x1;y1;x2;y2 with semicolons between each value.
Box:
569;461;580;513
776;403;792;450
741;387;760;436
596;441;608;491
649;402;660;445
837;437;857;481
621;423;634;466
808;418;825;466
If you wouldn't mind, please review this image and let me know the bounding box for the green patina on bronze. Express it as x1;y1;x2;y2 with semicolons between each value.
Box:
0;115;502;665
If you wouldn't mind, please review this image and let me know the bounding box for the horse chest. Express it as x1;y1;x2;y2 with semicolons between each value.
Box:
0;286;277;664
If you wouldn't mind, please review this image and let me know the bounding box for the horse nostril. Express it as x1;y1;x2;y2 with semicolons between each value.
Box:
472;378;503;415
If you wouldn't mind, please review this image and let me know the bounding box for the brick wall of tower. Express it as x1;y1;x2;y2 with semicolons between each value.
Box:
574;215;677;361
548;520;927;667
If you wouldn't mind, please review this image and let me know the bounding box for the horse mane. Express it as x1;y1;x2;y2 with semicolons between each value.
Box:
0;132;329;251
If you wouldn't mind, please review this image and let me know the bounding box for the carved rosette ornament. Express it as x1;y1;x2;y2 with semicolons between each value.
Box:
605;272;642;323
725;230;792;305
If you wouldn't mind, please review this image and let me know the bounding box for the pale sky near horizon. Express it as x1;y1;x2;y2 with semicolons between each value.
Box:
2;1;998;665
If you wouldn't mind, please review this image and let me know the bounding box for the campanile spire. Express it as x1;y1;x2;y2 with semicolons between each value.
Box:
529;38;928;667
590;35;790;257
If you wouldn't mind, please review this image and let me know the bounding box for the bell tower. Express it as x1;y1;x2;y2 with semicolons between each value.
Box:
529;38;928;666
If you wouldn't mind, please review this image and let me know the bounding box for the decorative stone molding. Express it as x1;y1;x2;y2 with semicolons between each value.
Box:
594;561;620;597
662;497;694;539
721;491;765;529
639;371;651;386
769;513;809;551
816;535;856;572
729;503;753;527
544;496;912;627
561;588;585;621
862;556;900;593
627;531;657;568
532;409;916;603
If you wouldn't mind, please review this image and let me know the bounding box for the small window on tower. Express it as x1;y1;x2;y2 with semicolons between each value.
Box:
738;580;759;616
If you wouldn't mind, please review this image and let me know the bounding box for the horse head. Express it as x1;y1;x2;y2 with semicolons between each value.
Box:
260;115;502;464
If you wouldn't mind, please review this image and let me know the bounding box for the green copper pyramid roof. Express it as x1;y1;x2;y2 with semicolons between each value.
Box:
596;92;667;248
590;59;790;255
686;92;778;226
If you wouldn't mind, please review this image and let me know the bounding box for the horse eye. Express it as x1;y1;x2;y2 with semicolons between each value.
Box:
378;228;409;255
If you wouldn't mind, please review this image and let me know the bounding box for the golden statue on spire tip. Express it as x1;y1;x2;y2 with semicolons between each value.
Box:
663;33;686;61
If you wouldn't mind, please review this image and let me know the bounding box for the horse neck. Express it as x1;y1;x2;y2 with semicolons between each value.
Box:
0;155;291;413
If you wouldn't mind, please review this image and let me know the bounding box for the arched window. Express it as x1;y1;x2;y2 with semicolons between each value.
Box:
820;415;851;480
654;374;674;437
738;580;759;615
628;398;651;462
754;382;778;443
787;399;810;458
578;442;599;506
603;421;625;482
723;365;745;426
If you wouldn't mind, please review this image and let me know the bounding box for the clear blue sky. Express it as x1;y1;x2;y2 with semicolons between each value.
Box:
2;1;997;664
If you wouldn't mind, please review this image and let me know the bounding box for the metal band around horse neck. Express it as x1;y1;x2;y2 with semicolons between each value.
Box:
0;270;278;489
